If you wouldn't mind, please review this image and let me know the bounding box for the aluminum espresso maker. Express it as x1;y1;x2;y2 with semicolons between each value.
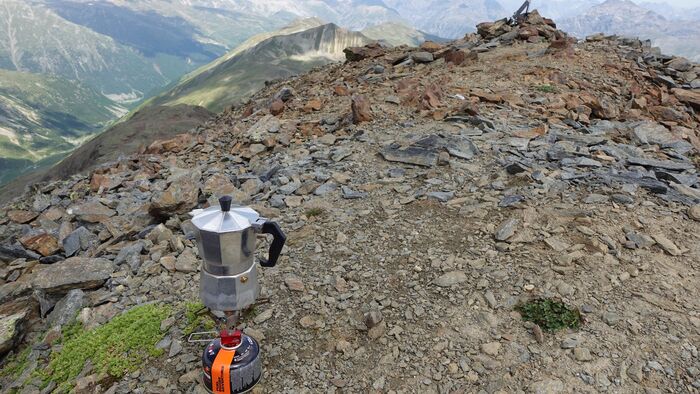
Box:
189;195;286;394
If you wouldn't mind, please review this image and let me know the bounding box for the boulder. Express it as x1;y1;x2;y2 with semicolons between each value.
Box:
67;201;116;223
62;226;96;257
476;19;511;39
411;51;434;63
672;88;700;110
352;95;372;124
150;176;200;217
19;232;60;257
33;257;114;294
47;289;85;328
436;48;478;66
269;99;285;116
344;43;385;62
7;210;39;224
0;311;27;355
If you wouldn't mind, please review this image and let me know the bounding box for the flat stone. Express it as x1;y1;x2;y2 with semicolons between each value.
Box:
530;379;564;394
285;275;305;292
341;186;367;200
655;75;678;88
626;232;655;248
652;234;682;256
446;137;480;160
632;122;676;145
253;308;274;324
672;88;700;110
314;183;338;196
544;237;570;252
411;51;434;63
19;232;60;257
584;193;610;204
427;191;454;202
667;57;693;72
67;201;116;223
627;156;694;171
481;341;501;356
33;257;114;294
561;336;579;349
574;347;594;362
7;210;39;224
433;271;467;287
495;218;519;241
381;144;438;167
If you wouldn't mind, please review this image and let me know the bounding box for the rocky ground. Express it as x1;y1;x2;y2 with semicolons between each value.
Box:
0;11;699;394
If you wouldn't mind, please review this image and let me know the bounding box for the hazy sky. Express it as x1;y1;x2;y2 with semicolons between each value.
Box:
644;0;700;6
500;0;700;8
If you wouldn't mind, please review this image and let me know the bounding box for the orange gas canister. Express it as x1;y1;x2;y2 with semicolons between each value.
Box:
201;331;262;394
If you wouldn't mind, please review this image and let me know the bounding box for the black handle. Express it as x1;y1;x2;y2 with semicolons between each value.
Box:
259;221;286;268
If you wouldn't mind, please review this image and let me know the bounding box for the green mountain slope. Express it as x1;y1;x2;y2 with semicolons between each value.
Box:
0;69;124;184
143;22;372;112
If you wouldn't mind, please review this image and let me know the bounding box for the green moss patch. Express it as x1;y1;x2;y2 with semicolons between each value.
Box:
535;84;557;93
183;301;215;336
304;207;325;218
0;346;31;379
516;298;582;332
42;304;171;391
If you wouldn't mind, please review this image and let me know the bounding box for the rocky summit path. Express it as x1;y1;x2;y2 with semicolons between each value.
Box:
1;11;699;394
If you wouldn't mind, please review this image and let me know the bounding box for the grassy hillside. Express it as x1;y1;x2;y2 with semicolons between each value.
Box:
0;69;123;184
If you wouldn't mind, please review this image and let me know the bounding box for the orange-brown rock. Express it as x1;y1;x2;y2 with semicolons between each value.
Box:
20;232;60;257
471;89;503;104
672;88;700;110
7;210;39;224
304;99;323;113
420;41;443;53
344;43;385;62
352;95;372;124
420;84;443;110
436;48;477;66
546;37;575;57
90;173;122;192
270;99;285;116
334;85;350;96
146;134;193;154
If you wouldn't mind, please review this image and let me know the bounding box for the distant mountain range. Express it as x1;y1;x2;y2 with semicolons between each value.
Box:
559;0;700;62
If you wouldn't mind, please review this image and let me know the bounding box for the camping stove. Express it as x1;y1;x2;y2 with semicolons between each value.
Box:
188;196;286;393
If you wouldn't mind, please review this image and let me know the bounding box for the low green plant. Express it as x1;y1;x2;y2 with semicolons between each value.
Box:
535;84;557;93
516;298;582;332
183;301;215;336
42;304;171;391
0;346;31;379
305;207;325;218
